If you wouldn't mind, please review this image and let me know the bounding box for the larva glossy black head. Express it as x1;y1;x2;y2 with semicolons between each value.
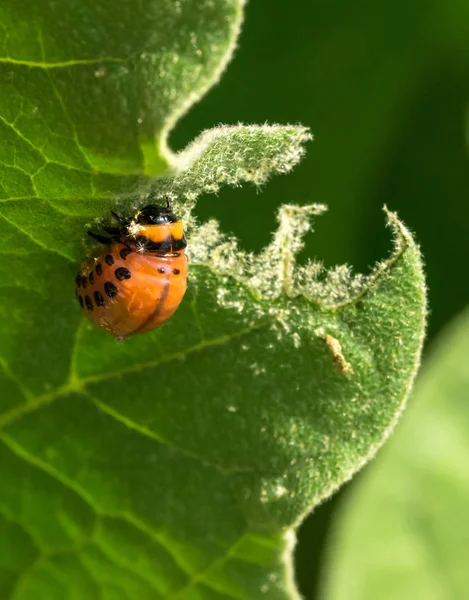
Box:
135;203;179;225
87;200;183;249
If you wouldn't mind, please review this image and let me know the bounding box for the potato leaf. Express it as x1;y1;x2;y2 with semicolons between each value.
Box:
0;1;427;598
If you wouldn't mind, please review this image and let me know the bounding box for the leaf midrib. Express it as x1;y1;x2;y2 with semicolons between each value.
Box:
0;56;127;69
0;319;271;430
0;430;257;600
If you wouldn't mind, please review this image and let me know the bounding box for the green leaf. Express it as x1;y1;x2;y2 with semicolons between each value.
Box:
1;200;426;598
152;124;312;209
320;307;469;600
0;0;244;177
0;1;427;598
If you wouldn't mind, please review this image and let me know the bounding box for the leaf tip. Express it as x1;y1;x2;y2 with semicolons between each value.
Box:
383;204;413;252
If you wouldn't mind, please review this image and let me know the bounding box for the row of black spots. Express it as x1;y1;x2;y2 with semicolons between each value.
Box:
76;263;104;289
79;269;128;308
157;267;181;275
76;274;88;289
77;294;93;310
77;285;115;311
76;259;132;292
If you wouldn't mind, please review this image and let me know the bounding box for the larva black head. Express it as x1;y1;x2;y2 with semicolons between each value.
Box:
87;200;182;249
135;203;179;225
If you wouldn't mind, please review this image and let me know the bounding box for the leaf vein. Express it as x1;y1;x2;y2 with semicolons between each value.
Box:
77;321;270;387
0;56;126;69
0;212;74;262
86;391;252;476
0;321;271;430
167;533;250;600
0;503;45;553
0;432;207;580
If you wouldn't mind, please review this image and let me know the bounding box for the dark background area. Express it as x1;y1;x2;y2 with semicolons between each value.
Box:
170;0;469;596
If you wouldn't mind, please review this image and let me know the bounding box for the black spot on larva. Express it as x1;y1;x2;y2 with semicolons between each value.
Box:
76;274;82;288
173;268;180;275
88;271;95;285
85;295;93;311
78;295;84;308
81;276;87;289
115;267;131;281
94;290;105;307
120;248;132;260
96;263;103;276
105;254;114;266
105;281;118;297
157;267;167;274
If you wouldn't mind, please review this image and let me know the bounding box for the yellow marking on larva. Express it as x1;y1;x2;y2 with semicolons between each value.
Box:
136;221;184;243
321;334;353;375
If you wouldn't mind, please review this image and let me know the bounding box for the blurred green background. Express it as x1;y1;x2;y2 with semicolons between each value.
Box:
170;0;469;597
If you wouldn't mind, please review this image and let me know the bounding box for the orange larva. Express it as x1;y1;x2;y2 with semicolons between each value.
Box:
75;202;187;340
